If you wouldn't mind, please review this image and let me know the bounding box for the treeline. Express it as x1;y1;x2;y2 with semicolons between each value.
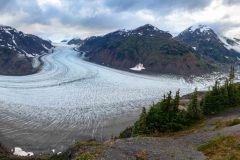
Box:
202;66;240;114
120;66;240;138
120;89;202;138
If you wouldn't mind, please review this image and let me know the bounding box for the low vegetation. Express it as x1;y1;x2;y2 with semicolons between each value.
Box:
0;155;65;160
198;135;240;160
121;66;240;138
215;118;240;129
134;150;147;160
202;66;240;115
75;140;103;160
120;88;203;137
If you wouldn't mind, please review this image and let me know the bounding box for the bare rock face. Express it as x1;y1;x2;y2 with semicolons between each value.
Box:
0;25;53;75
79;24;215;76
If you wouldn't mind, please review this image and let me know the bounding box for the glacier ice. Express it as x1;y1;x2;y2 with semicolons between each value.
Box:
0;44;216;154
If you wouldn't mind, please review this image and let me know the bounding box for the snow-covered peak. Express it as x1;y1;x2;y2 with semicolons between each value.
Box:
134;24;163;33
0;25;53;59
104;24;170;38
0;25;19;34
137;24;160;31
0;25;12;29
189;25;211;33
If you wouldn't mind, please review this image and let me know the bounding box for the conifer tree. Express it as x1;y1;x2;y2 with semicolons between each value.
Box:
173;90;180;113
188;88;202;120
229;66;235;84
133;107;147;135
163;91;172;112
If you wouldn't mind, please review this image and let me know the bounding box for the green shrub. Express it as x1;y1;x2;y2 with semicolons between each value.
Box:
121;89;203;137
226;118;240;127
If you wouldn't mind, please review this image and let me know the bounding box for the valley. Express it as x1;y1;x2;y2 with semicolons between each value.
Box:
0;44;214;155
1;1;240;159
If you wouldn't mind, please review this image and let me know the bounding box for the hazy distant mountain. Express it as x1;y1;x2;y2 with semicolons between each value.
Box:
78;24;215;76
176;25;240;63
61;39;68;43
67;38;83;45
0;25;53;75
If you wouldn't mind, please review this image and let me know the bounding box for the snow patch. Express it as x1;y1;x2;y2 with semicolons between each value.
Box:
154;27;159;31
32;55;41;68
189;25;211;33
21;49;34;58
42;44;51;52
218;36;240;53
192;47;197;50
3;29;11;35
12;35;17;46
130;63;146;71
25;53;34;58
13;147;34;157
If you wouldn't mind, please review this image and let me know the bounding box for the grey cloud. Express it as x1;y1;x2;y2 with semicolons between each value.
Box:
104;0;211;13
0;0;18;12
0;0;240;40
223;0;240;5
0;0;212;28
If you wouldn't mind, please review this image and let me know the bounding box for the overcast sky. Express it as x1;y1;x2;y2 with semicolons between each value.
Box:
0;0;240;41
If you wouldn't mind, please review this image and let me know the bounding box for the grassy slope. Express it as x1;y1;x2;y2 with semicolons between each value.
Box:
198;135;240;160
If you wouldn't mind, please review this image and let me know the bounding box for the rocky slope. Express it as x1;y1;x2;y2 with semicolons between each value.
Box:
176;25;240;63
0;25;53;75
78;24;215;76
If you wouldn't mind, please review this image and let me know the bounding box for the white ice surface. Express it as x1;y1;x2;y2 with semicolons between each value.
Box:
0;44;216;153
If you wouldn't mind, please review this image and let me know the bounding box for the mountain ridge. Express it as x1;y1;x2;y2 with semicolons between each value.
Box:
78;24;216;76
176;24;240;63
0;25;53;75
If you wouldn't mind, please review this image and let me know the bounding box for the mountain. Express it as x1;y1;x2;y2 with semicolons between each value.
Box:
78;24;215;76
67;38;83;45
176;25;240;63
61;39;68;43
0;25;53;75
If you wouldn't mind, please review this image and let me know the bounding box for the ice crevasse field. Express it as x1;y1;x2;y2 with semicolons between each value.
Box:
0;43;215;154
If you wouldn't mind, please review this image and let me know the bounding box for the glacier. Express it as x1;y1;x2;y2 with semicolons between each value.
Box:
0;44;215;154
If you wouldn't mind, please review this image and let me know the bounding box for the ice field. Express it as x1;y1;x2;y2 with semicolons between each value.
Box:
0;44;214;153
